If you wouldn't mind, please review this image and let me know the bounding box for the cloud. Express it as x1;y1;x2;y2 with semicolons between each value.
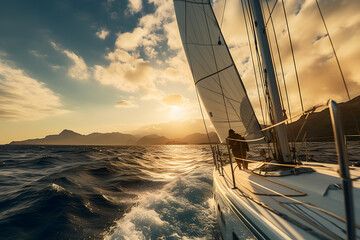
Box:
94;0;193;98
115;100;138;108
62;50;89;80
29;50;46;58
115;27;150;51
0;56;69;121
96;28;110;40
211;0;360;116
110;12;118;20
51;65;62;70
94;49;156;93
163;20;182;51
127;0;142;14
50;41;90;81
97;0;360;125
161;94;184;106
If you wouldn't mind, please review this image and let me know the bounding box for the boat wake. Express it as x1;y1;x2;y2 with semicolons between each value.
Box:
0;145;221;240
105;170;220;240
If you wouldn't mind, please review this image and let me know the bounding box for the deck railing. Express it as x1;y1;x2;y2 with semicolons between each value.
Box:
211;100;357;240
329;100;355;240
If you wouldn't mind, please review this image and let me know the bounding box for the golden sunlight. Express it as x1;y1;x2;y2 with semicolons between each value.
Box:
170;105;183;120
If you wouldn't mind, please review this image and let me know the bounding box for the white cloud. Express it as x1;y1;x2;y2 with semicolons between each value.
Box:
50;41;90;81
96;28;110;40
94;49;156;93
115;27;149;51
115;100;138;108
94;0;193;98
0;56;69;121
115;0;174;54
62;50;89;80
163;20;182;51
127;0;142;14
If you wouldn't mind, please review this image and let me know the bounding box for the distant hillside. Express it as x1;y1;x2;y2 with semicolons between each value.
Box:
177;132;219;144
10;129;137;145
9;130;220;145
136;134;170;145
287;96;360;141
135;132;220;145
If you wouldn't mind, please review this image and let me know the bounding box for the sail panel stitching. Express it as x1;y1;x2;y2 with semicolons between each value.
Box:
194;64;234;85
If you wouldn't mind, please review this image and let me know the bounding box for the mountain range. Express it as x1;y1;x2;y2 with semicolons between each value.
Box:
8;96;360;145
9;130;220;145
287;96;360;141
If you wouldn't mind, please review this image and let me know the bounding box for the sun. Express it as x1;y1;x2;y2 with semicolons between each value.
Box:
170;105;184;120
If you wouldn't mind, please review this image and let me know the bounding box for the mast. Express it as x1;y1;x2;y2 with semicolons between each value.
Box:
249;0;291;163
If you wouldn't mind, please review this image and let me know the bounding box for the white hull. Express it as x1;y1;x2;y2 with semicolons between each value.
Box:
213;163;360;239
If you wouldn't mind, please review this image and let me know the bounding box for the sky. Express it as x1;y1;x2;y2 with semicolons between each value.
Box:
0;0;359;144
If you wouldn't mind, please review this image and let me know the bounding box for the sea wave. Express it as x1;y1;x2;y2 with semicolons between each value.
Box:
104;168;219;240
0;143;359;239
0;145;219;239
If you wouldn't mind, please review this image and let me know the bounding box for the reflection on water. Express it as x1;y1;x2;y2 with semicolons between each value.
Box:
1;142;358;239
0;145;221;240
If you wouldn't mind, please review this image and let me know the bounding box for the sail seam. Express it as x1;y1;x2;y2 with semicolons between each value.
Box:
182;0;214;147
186;42;222;46
195;64;234;85
198;85;242;104
201;2;232;129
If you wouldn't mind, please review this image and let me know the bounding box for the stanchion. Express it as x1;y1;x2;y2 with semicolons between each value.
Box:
329;100;355;240
226;138;237;189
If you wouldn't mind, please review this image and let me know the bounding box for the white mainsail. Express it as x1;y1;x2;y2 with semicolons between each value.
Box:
174;0;264;142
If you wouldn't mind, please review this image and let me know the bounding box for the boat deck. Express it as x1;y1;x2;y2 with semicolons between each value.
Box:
214;162;360;239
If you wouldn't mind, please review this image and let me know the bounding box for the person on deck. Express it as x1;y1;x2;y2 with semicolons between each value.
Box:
228;129;249;170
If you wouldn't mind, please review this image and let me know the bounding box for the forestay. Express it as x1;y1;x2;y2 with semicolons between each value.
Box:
174;0;264;142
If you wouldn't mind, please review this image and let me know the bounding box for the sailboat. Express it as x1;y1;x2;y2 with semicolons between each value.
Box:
173;0;360;239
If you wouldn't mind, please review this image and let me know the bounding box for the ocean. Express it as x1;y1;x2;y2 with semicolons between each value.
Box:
0;143;359;240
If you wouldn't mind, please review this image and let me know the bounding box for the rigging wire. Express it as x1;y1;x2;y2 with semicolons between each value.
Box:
315;0;350;100
259;0;286;114
265;0;292;123
246;0;271;126
217;0;227;44
245;0;277;149
315;0;359;135
183;0;214;147
195;88;214;147
265;0;278;27
182;2;234;129
281;0;304;112
212;0;266;139
201;2;232;129
246;0;279;158
240;0;266;126
182;0;266;140
247;0;279;134
265;0;295;148
219;0;227;29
